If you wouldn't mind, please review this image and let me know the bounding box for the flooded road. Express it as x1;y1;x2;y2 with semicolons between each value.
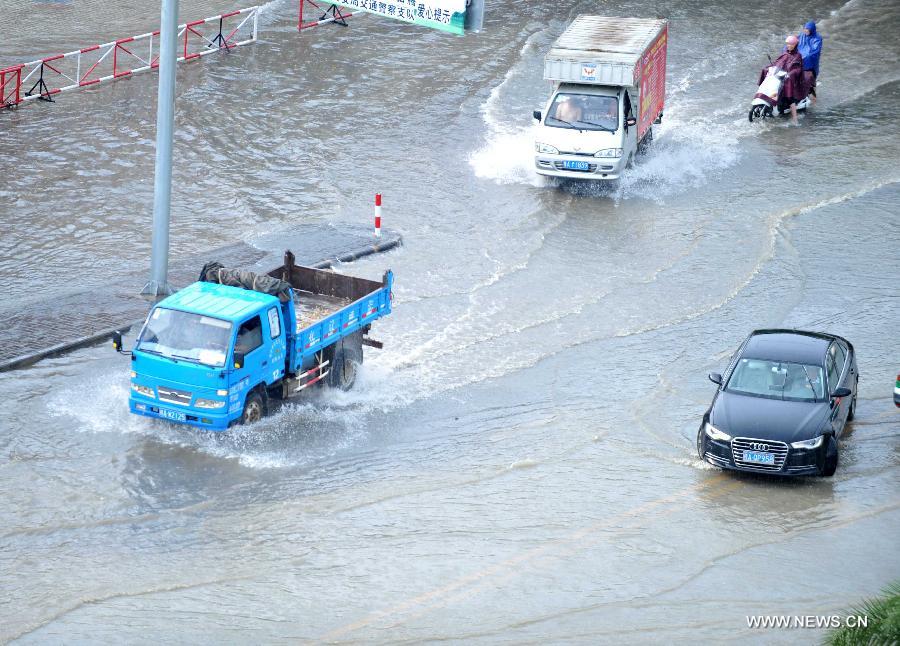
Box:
1;0;899;642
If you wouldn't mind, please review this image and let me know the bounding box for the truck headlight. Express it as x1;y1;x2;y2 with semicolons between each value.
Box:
131;383;155;398
195;398;226;409
535;142;559;154
594;148;623;158
791;435;824;450
704;422;731;441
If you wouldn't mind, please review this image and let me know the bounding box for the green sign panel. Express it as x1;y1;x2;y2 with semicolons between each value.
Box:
332;0;469;35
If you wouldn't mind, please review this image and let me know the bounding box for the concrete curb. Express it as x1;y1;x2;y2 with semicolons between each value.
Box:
0;235;402;373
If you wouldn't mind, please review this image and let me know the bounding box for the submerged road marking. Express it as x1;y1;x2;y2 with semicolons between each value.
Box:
321;473;733;640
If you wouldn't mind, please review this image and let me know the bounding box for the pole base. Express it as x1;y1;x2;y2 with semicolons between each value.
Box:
140;280;173;298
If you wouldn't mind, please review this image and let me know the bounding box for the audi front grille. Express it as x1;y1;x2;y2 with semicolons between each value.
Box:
731;437;789;471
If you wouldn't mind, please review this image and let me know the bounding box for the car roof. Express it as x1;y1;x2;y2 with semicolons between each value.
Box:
157;281;278;323
742;329;838;366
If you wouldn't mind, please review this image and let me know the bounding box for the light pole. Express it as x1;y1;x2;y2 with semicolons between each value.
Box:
142;0;179;297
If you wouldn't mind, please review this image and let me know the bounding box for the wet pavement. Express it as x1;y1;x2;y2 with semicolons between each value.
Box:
1;0;898;643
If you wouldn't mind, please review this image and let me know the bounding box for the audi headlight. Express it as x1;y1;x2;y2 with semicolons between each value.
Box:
594;148;623;158
791;435;824;450
131;383;155;398
195;398;226;409
704;422;732;441
535;143;559;154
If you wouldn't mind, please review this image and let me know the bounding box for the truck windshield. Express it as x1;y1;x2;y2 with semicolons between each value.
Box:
137;308;232;367
725;358;826;402
546;93;618;131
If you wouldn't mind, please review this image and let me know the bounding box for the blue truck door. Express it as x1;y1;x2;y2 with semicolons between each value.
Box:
228;314;268;414
265;305;287;382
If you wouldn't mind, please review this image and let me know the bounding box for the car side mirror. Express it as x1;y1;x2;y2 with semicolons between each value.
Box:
533;109;542;122
233;351;245;370
625;117;637;127
708;372;723;385
831;387;852;398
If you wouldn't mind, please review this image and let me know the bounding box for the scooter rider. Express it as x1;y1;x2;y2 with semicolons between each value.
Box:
797;20;822;104
766;35;805;124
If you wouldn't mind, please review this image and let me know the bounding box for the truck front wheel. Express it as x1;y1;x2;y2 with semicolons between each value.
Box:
240;390;266;425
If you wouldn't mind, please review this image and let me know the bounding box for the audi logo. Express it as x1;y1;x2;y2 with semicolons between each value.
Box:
751;443;769;451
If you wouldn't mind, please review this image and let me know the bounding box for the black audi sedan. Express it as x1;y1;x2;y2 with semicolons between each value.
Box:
698;329;858;477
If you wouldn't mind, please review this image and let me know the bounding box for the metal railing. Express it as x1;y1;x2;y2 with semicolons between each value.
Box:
298;0;355;30
1;6;260;109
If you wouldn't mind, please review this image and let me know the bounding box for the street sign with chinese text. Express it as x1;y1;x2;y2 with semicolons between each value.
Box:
330;0;471;35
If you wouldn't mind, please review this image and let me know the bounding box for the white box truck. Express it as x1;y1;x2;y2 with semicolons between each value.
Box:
533;16;668;180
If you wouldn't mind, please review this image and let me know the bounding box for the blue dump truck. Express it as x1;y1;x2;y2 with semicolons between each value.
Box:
114;251;393;430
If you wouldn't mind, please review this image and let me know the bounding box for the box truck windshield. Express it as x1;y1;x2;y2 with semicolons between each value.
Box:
137;308;232;367
546;93;618;132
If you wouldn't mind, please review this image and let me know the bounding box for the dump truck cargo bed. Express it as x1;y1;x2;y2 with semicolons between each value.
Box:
268;251;393;368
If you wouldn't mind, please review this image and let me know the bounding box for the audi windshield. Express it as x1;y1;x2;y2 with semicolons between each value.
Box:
726;358;826;402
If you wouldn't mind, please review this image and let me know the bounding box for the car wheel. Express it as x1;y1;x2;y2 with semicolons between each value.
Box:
696;425;705;459
240;390;266;425
847;386;857;421
821;436;838;477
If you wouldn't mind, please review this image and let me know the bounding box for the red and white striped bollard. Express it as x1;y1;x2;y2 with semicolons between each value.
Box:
374;193;382;237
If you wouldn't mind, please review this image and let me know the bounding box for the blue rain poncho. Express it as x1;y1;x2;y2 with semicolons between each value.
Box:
798;21;822;76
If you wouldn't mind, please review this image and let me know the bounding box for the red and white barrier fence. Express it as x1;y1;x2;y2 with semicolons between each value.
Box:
1;6;259;109
374;193;382;237
298;0;355;31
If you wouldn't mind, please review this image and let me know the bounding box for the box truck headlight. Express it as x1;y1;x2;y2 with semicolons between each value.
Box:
131;383;155;398
195;398;226;409
535;143;559;155
594;148;623;158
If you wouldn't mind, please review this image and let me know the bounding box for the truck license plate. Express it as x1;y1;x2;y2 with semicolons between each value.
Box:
743;450;775;465
563;160;590;171
159;408;187;422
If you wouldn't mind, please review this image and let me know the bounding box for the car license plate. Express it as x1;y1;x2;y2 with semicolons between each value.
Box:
563;160;590;171
159;408;186;422
743;450;775;465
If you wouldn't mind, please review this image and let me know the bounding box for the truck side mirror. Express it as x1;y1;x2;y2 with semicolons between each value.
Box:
533;110;542;122
233;351;245;370
626;117;637;127
112;331;123;352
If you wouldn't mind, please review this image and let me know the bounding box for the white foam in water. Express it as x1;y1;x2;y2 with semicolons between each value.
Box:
46;367;376;469
468;53;549;188
617;117;742;201
469;124;548;187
